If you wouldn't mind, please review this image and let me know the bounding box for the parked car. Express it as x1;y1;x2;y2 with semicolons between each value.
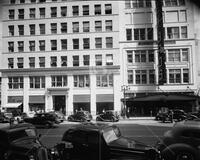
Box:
67;111;92;122
0;123;49;160
96;110;119;122
161;109;187;123
49;111;66;123
155;112;166;121
0;112;11;123
51;123;161;160
23;112;60;128
156;120;200;160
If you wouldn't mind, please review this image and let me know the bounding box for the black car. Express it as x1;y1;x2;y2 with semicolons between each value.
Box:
23;112;60;128
51;123;161;160
161;109;187;123
96;110;119;122
0;123;49;160
156;120;200;160
0;112;11;123
67;111;92;122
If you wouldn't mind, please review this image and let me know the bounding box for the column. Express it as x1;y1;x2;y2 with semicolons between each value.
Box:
90;74;96;116
45;76;52;112
1;77;8;111
114;74;121;114
23;76;29;113
67;75;73;115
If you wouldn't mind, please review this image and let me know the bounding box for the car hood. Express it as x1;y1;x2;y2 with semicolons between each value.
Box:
109;136;153;150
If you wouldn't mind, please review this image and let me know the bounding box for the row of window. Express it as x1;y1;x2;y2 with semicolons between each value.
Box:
126;26;187;41
8;4;112;20
8;74;114;89
125;0;185;9
8;54;114;69
127;48;189;63
8;37;113;53
10;0;46;4
8;20;113;36
128;68;189;85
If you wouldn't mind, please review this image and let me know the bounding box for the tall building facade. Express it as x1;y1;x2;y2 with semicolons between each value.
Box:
119;0;200;116
0;0;121;116
0;0;200;117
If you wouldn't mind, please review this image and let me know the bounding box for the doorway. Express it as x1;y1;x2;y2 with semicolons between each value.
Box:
53;95;66;114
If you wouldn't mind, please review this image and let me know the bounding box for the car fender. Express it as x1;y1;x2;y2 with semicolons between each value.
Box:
162;143;198;160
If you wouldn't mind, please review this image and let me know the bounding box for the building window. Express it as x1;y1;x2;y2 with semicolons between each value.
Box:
147;28;153;40
39;8;45;18
106;54;113;65
72;22;79;33
18;25;24;36
73;39;79;49
168;49;180;62
83;38;90;49
29;8;36;19
30;76;45;89
51;7;57;17
135;70;147;84
135;50;146;62
148;50;154;62
9;10;15;19
132;0;152;8
163;0;185;6
29;41;35;51
17;57;24;68
169;69;181;83
73;55;79;66
95;55;102;66
29;57;35;68
127;51;133;63
181;26;187;38
51;23;57;34
8;58;14;69
51;76;67;87
61;56;67;67
39;40;45;51
72;6;79;16
96;74;113;87
39;24;45;34
74;75;90;87
29;24;35;35
51;40;57;51
10;0;16;4
183;69;189;83
95;21;102;32
8;77;23;89
52;76;67;87
83;21;90;32
83;55;90;66
128;70;133;84
61;23;67;33
126;29;132;41
61;39;67;50
39;0;46;2
8;42;14;52
134;28;145;40
106;37;113;48
149;70;155;84
95;4;101;15
167;27;179;39
83;5;89;15
18;41;24;52
105;20;112;31
30;0;36;3
39;57;45;67
95;37;102;48
18;9;24;19
182;48;189;61
51;56;57;67
61;6;67;17
9;25;14;36
105;4;112;14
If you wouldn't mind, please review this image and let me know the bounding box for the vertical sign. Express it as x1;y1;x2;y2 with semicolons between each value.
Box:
156;0;166;85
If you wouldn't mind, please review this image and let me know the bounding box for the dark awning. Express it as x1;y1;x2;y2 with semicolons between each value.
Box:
124;94;198;102
29;96;45;104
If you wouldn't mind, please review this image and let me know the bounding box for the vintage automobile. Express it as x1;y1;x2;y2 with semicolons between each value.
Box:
0;123;49;160
161;109;187;123
49;111;66;123
67;111;92;122
23;112;60;128
156;120;200;160
96;110;119;122
51;123;161;160
0;112;11;123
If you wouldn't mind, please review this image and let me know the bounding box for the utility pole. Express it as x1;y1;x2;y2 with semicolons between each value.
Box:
156;0;166;85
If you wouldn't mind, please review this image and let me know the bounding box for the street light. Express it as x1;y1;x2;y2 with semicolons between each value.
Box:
121;85;130;119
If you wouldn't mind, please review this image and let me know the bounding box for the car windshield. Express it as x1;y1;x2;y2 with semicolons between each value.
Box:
9;128;37;142
103;126;121;144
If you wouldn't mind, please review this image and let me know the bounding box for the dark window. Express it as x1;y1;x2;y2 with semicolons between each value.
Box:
105;4;112;14
83;5;89;15
73;39;79;49
72;6;79;16
51;40;57;51
73;56;79;66
95;5;101;15
126;29;132;41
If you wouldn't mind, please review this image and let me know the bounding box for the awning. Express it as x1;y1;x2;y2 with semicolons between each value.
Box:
4;103;22;108
96;94;114;102
29;96;45;104
73;95;90;103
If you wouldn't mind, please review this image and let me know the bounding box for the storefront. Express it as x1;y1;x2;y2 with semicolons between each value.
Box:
96;94;114;114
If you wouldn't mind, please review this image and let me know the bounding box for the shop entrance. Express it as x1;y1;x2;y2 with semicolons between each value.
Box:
53;95;66;114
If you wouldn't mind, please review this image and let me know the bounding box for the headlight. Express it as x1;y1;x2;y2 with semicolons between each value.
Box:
29;155;35;160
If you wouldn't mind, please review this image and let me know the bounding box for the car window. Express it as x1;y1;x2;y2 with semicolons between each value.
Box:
103;127;120;144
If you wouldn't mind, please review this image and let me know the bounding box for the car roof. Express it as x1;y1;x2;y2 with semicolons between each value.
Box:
0;123;35;133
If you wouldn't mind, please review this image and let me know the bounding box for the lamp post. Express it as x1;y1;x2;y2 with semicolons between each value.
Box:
121;85;130;119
